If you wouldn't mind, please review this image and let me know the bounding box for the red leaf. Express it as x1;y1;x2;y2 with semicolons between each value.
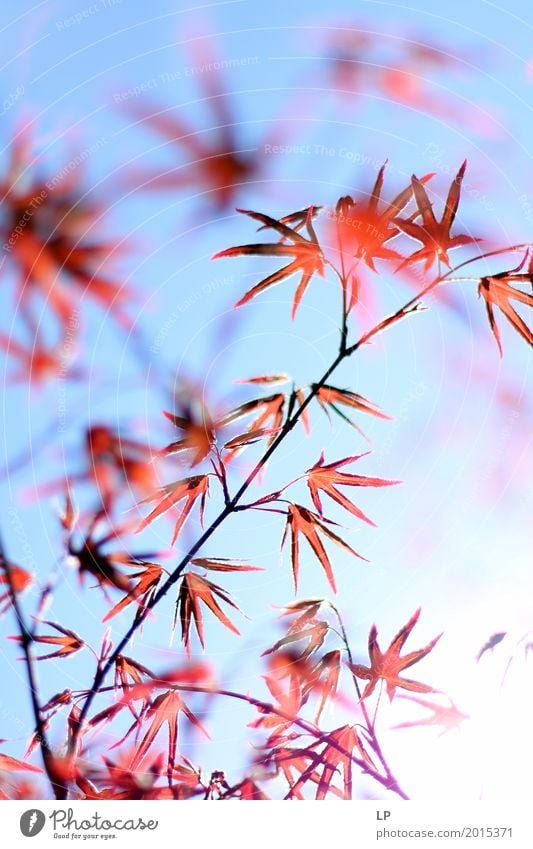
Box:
394;162;480;271
306;452;400;527
10;620;84;661
282;504;367;593
176;572;242;654
190;557;263;573
213;207;325;318
333;163;433;271
314;385;391;437
136;475;209;545
130;689;207;777
103;562;163;623
0;754;42;774
478;255;533;354
349;609;442;700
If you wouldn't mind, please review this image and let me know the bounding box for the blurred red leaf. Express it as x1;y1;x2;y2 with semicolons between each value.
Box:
0;754;43;774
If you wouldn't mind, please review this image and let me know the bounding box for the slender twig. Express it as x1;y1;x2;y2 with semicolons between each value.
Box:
327;600;406;797
0;531;65;799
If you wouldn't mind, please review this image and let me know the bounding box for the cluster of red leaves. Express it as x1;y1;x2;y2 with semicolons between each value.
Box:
117;36;274;212
326;28;491;132
214;164;480;322
0;130;131;344
251;601;370;799
2;102;531;802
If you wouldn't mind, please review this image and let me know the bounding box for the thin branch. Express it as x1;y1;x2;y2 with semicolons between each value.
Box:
80;679;410;799
68;269;428;762
0;530;65;799
327;600;406;797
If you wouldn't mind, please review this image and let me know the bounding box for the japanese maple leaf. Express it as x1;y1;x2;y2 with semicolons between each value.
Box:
0;754;42;774
251;653;308;735
10;620;84;660
311;725;369;800
0;560;34;615
33;425;157;511
0;130;131;328
282;504;366;593
113;655;154;719
160;407;217;467
394;161;478;271
349;609;442;700
306;452;400;527
334;163;433;271
66;510;157;597
313;384;391;438
213;208;325;318
102;561;164;623
136;475;209;545
129;689;207;777
0;330;83;386
478;254;533;354
220;392;285;458
264;606;329;662
266;746;324;799
176;572;241;655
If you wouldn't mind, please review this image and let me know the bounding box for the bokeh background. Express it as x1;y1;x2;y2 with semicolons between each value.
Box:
0;0;531;800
